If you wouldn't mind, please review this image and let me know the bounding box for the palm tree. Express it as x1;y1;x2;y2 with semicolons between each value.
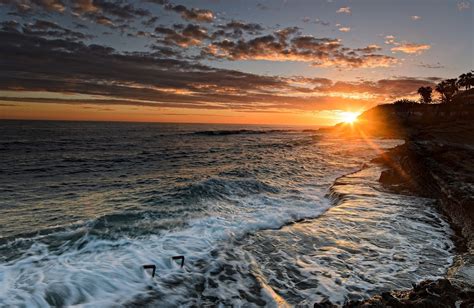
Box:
417;86;432;103
470;70;474;89
457;72;473;90
435;79;458;103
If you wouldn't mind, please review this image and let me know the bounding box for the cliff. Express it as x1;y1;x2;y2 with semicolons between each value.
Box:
319;96;474;139
318;99;474;307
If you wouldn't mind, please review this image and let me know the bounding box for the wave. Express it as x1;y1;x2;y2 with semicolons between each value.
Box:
190;129;292;136
0;187;330;307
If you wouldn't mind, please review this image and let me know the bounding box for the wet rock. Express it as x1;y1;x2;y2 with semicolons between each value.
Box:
342;279;474;308
314;298;337;308
379;169;403;185
376;139;474;251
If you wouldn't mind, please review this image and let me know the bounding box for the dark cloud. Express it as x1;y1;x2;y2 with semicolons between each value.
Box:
0;29;433;113
142;16;159;27
203;31;397;68
91;0;150;19
2;0;152;28
314;18;330;26
149;45;180;57
274;27;301;42
216;21;263;35
0;20;20;31
1;0;65;13
21;19;94;40
314;77;438;99
71;0;152;28
211;21;264;40
0;30;285;105
164;3;214;22
417;62;445;69
73;21;88;29
302;17;330;26
145;0;215;23
355;44;382;54
154;23;209;47
144;0;167;4
93;14;114;26
71;0;150;18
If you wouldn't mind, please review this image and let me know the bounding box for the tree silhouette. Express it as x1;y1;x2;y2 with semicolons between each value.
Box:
457;71;473;90
417;86;432;103
435;79;458;103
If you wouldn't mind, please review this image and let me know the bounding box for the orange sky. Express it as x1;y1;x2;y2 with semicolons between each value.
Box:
0;102;363;126
0;0;471;125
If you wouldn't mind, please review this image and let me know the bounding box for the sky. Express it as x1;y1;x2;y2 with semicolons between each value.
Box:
0;0;472;125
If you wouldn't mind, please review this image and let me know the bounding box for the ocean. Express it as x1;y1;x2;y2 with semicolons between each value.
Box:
0;120;454;306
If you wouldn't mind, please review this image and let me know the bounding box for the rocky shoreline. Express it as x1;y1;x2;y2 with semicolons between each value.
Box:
315;133;474;307
337;126;474;307
345;140;473;307
374;138;474;251
315;100;474;307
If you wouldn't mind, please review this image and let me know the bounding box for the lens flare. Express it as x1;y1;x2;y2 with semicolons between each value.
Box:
340;111;360;123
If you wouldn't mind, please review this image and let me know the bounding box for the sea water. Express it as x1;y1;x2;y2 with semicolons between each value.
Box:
0;121;454;306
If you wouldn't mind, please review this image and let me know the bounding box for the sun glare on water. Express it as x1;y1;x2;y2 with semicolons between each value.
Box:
340;111;360;124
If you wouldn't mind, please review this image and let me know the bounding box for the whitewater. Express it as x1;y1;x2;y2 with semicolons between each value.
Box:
0;121;454;306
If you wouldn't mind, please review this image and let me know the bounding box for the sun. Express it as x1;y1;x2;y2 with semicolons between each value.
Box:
340;111;360;124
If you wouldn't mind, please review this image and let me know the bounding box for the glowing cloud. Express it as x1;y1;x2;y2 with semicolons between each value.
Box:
391;43;431;54
337;7;351;14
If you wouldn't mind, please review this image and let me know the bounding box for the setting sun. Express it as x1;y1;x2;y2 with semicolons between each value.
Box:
340;111;360;123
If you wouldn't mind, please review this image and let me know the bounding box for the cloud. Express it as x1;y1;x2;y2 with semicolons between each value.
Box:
417;62;444;69
217;21;263;34
338;26;351;32
70;0;152;28
457;0;471;11
1;0;153;28
336;6;351;14
384;35;431;55
22;19;94;40
1;0;65;13
384;35;396;45
164;3;214;22
314;18;330;26
71;0;97;13
0;20;20;31
143;16;159;27
355;44;382;53
154;23;209;47
302;17;330;26
203;31;397;68
71;0;150;19
391;43;431;54
211;21;264;39
411;15;421;20
313;77;440;101
0;29;432;113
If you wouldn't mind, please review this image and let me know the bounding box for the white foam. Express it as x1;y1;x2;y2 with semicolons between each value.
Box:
1;138;418;306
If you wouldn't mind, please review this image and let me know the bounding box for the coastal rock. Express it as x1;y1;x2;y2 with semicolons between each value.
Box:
379;169;402;185
342;279;474;308
373;129;474;252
